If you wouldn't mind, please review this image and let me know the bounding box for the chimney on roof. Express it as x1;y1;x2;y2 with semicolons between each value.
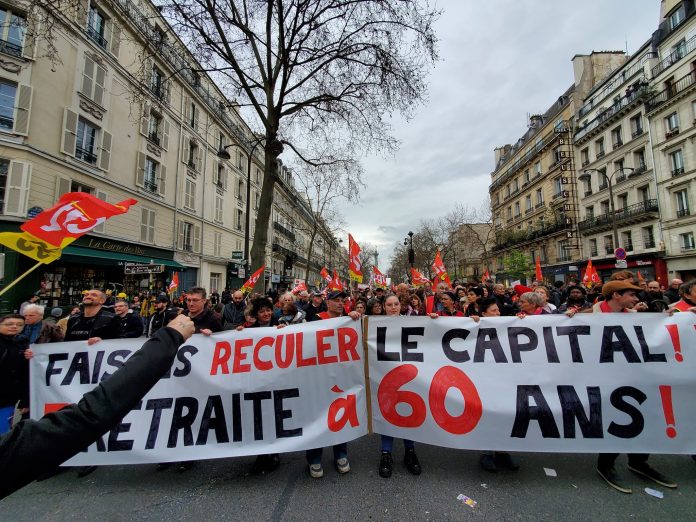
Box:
529;114;543;128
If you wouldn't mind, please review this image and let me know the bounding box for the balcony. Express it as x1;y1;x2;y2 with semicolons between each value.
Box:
615;173;627;183
75;145;98;164
631;128;644;138
598;182;608;190
86;26;108;48
584;189;593;197
535;202;544;208
148;132;160;146
492;221;570;252
273;221;296;241
672;167;685;178
629;164;647;177
646;72;696;113
525;208;533;215
612;139;623;149
144;179;158;193
557;254;572;263
581;160;589;167
677;208;691;218
604;246;615;255
682;243;696;252
577;199;659;233
0;38;22;58
596;150;605;159
272;242;298;259
665;128;680;139
575;84;650;142
652;33;696;77
644;238;656;249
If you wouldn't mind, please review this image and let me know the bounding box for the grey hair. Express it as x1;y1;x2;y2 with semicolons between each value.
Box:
520;291;544;307
23;303;45;315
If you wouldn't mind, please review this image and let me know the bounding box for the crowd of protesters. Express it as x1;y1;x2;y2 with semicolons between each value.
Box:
1;272;695;494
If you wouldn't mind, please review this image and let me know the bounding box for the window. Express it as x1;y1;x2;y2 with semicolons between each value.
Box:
557;240;570;262
214;195;223;223
580;148;589;166
583;176;592;196
215;163;227;190
633;149;646;171
597;169;608;189
144;158;158;192
553;177;563;196
604;235;614;255
237;179;244;200
595;138;605;158
681;232;695;251
236;209;243;231
676;189;690;217
256;168;262;184
553;146;562;164
189;101;196;128
184;179;196;210
0;8;26;57
638;185;650;203
622;231;633;252
535;188;544;206
87;6;107;48
642;226;655;249
81;55;106;106
505;184;511;198
182;222;193;250
534;161;542;177
600;200;610;215
210;272;221;291
150;66;164;99
524;170;530;184
140;208;155;243
512;178;519;192
255;192;260;210
617;193;628;209
665;112;680;133
147;111;161;145
630;114;643;137
670;149;685;176
585;206;594;220
611;126;623;149
525;195;532;211
76;118;98;164
669;6;685;30
506;206;512;220
0;80;15;131
589;238;598;257
514;201;520;217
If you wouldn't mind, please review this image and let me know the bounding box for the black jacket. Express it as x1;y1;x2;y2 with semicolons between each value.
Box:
148;308;178;336
118;313;143;338
0;335;30;408
187;308;222;333
0;327;184;499
222;301;246;330
64;308;121;341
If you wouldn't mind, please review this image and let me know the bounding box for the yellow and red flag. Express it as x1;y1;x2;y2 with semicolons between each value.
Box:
431;249;451;286
348;234;363;283
535;257;543;282
410;267;431;286
320;267;332;285
241;265;265;294
372;266;387;289
0;192;137;263
168;272;179;294
328;269;345;291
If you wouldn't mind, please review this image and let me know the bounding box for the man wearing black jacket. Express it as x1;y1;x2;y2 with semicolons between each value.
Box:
221;290;246;330
114;300;143;338
148;295;179;336
184;287;222;334
0;315;194;500
64;290;121;345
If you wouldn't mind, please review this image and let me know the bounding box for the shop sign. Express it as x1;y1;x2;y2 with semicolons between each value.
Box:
124;263;165;274
231;251;244;261
635;260;653;266
271;274;281;283
615;260;628;269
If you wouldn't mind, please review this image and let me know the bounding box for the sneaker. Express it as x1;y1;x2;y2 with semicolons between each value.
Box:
628;463;677;488
404;449;422;475
379;452;393;478
479;454;497;472
76;466;98;478
309;463;324;478
495;452;519;471
597;467;632;494
177;461;194;472
336;457;350;474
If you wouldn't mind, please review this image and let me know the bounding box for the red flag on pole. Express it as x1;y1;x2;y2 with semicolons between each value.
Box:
372;266;387;289
168;272;179;294
431;249;451;286
348;234;363;283
241;265;265;294
535;257;543;282
328;269;345;291
481;270;490;284
582;259;601;287
320;267;332;285
410;268;430;286
292;281;308;294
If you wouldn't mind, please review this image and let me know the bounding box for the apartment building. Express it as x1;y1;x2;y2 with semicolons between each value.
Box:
644;0;696;282
573;44;666;282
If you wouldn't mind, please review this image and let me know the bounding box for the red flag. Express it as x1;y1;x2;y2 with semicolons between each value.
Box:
328;269;345;291
481;270;490;284
241;265;265;294
431;249;451;286
348;234;363;283
372;266;387;289
168;272;179;294
410;268;430;286
22;192;137;247
582;259;601;287
320;267;332;285
636;270;645;283
535;257;543;282
292;281;308;294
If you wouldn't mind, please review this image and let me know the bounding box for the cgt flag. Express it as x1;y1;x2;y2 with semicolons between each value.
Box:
481;270;490;284
348;234;363;283
292;281;308;294
0;192;137;264
241;265;265;294
328;269;345;291
431;249;451;286
320;267;332;286
168;272;179;294
372;266;387;289
410;268;431;287
582;259;601;287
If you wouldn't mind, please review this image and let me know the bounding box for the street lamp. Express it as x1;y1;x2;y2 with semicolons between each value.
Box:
218;136;283;282
577;167;634;253
404;231;414;268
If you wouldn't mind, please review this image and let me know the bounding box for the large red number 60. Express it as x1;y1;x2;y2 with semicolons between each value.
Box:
377;364;427;427
429;366;482;434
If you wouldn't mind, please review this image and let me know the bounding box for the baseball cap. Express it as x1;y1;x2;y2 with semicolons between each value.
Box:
156;295;170;303
327;290;347;300
602;280;642;298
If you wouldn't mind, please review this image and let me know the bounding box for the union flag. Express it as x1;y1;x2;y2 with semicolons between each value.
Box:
348;234;363;283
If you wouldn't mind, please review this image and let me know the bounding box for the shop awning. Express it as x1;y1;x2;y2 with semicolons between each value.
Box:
59;246;185;270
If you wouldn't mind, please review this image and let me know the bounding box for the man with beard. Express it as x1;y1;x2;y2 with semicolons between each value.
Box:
644;280;671;312
148;295;179;336
114;300;143;338
556;286;592;313
221;290;246;330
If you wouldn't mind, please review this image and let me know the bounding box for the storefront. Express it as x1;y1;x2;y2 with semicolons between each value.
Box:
587;255;668;286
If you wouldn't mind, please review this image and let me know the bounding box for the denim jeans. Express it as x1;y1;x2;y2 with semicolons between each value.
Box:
381;435;414;452
306;443;348;465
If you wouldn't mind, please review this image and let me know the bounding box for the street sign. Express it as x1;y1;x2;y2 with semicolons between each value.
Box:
231;251;244;261
124;263;164;274
614;247;627;260
615;260;628;269
238;268;246;278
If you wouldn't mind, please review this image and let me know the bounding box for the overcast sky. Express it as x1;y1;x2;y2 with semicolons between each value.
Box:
334;0;660;270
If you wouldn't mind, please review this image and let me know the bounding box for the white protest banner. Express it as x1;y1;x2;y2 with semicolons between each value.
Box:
367;313;696;453
30;317;367;465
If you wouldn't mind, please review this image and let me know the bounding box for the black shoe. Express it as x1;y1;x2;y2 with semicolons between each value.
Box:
176;461;194;472
266;453;280;473
251;454;280;474
495;452;519;471
479;454;497;472
628;463;677;488
404;449;422;475
76;465;98;478
379;452;393;478
156;463;172;471
597;467;632;494
692;455;696;463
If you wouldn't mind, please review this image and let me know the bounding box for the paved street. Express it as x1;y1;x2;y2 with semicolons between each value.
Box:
1;434;694;521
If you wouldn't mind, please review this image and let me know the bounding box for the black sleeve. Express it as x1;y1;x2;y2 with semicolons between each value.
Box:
0;327;184;500
123;315;144;338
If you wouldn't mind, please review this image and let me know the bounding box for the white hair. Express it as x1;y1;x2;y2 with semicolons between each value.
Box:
23;303;45;315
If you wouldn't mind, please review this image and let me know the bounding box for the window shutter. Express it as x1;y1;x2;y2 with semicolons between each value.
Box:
222;166;228;190
213;163;219;185
182;136;190;164
148;208;156;242
193;224;201;252
158;164;166;196
94;190;107;232
161;119;170;150
81;55;95;98
110;22;121;57
140;102;150;136
93;63;106;106
22;17;37;59
177;220;185;249
55;176;71;198
140;208;148;242
60;109;79;156
183;96;191;123
135;152;145;187
99;130;112;171
164;81;172;105
196;146;204;173
13;84;32;136
5;161;31;216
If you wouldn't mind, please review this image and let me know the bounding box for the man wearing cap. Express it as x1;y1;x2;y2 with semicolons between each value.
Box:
148;296;179;336
591;279;675;493
304;290;360;478
304;291;327;322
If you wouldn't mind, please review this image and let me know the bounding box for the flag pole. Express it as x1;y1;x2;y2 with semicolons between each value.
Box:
0;261;43;298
